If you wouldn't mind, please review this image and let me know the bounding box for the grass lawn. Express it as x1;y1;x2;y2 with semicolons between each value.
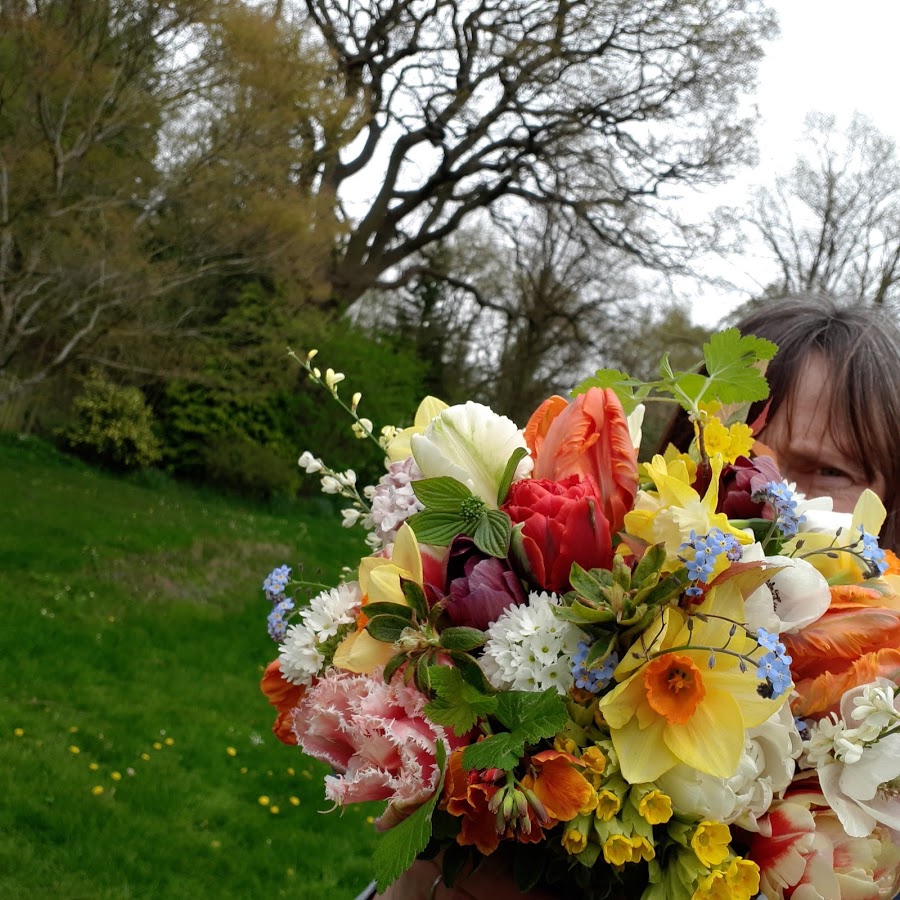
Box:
0;434;381;898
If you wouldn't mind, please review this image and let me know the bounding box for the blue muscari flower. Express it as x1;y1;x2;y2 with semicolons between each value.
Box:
679;528;742;597
858;526;888;576
571;642;617;693
263;564;292;600
755;481;805;538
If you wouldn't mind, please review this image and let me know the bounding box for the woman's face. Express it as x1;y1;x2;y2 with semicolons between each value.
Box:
759;354;887;513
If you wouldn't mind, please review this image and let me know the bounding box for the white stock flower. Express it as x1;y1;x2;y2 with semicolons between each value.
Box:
411;401;533;508
480;592;586;695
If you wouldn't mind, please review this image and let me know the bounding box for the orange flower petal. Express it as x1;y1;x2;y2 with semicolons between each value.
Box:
524;750;594;823
643;654;706;725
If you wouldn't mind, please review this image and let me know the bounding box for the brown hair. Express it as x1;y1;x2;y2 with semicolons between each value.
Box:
659;296;900;549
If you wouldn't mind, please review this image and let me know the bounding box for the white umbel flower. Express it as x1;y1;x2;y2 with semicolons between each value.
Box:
480;592;587;695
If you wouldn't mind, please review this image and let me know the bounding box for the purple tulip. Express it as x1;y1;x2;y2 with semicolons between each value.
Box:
444;537;527;631
719;454;783;519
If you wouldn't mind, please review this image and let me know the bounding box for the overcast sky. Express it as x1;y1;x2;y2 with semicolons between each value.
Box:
685;0;900;325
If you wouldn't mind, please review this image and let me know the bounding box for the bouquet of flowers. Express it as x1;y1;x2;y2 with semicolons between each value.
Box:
259;331;900;899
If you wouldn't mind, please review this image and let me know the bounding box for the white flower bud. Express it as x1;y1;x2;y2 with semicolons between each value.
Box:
320;475;341;494
351;392;362;411
298;451;323;473
341;469;357;487
311;367;321;379
340;508;362;528
325;368;345;392
306;349;319;361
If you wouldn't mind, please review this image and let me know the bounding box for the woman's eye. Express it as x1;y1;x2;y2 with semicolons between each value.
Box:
816;467;851;480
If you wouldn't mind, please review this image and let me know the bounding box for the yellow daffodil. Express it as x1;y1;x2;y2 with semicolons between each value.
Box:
625;454;752;569
332;524;424;674
598;583;786;784
385;396;448;462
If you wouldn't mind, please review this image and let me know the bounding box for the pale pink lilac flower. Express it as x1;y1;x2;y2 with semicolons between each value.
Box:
364;457;425;547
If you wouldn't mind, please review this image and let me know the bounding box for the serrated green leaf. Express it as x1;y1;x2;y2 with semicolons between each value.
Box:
412;477;473;510
496;447;530;506
672;372;707;409
425;666;497;734
472;509;511;558
462;732;523;771
406;509;468;545
495;689;568;745
698;328;777;406
365;614;412;643
570;369;649;413
448;652;491;692
363;602;414;621
439;626;488;652
400;578;429;620
374;741;446;892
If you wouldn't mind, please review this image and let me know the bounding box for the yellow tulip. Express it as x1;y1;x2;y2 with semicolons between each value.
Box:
385;396;448;463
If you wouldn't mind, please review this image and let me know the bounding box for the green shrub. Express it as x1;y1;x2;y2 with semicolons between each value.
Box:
201;435;300;500
60;369;162;470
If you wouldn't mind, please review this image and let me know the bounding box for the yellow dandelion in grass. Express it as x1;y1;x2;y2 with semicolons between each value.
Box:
240;767;248;775
164;737;174;746
270;806;280;815
258;796;270;807
140;753;150;761
226;747;237;757
152;742;162;750
111;772;122;782
366;816;375;825
91;786;104;796
286;767;295;776
289;797;300;807
210;840;222;850
14;728;25;737
69;726;79;734
69;745;81;755
89;763;100;772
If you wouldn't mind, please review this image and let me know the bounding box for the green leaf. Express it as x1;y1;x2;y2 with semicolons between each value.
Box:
570;369;651;413
632;543;666;588
471;509;512;558
553;602;616;625
374;742;447;892
415;653;433;693
412;477;473;511
641;568;690;608
406;509;468;545
569;563;613;603
697;328;778;406
439;627;488;652
362;602;414;621
400;578;429;620
462;732;523;771
448;652;491;692
496;447;529;506
494;689;568;745
585;633;617;668
425;666;497;734
365;614;412;643
382;652;408;684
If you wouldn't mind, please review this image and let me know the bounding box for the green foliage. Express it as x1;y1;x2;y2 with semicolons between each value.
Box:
202;435;300;501
0;436;378;898
60;369;162;470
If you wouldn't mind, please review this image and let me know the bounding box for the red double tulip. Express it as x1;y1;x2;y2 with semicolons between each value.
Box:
524;388;638;535
502;474;612;593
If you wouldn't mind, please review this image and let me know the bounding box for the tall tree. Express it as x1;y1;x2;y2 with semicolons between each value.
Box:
293;0;777;306
737;112;900;307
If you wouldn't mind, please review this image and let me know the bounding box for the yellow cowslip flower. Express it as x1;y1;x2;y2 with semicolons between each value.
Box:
581;746;607;777
691;870;734;900
634;787;673;825
629;834;655;863
333;523;424;674
725;858;760;899
691;821;731;868
702;418;754;464
578;785;599;815
384;396;448;462
562;828;588;855
601;834;634;867
595;789;622;822
554;735;578;755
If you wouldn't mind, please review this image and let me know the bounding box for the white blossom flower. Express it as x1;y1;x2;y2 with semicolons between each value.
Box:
279;626;324;686
320;475;341;494
341;508;362;528
324;368;345;391
365;458;425;547
411;401;533;508
480;592;586;695
298;451;323;473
